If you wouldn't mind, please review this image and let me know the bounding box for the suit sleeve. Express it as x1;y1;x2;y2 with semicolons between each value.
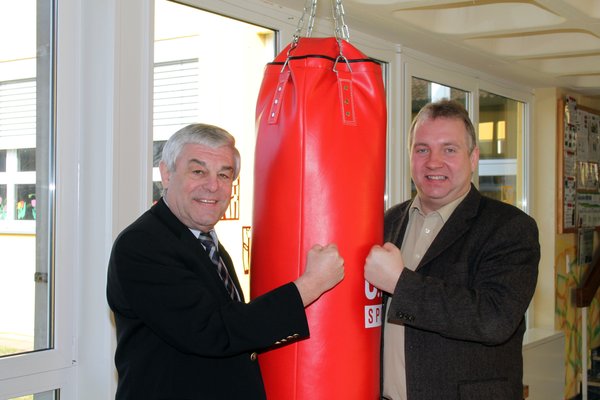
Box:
387;210;539;345
107;227;309;357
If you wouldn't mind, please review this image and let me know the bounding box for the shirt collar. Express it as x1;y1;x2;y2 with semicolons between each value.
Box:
410;188;470;223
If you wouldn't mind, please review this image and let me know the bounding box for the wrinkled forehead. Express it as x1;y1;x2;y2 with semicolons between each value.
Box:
177;143;235;166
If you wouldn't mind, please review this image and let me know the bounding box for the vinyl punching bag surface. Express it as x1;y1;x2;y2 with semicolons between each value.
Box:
252;37;386;400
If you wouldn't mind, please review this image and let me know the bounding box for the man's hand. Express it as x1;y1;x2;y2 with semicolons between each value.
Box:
294;244;345;307
364;242;404;294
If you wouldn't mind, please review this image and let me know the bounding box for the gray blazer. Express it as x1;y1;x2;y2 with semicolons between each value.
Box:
384;185;539;400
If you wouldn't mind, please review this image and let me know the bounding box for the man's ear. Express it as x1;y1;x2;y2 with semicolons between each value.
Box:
470;146;480;172
159;161;170;189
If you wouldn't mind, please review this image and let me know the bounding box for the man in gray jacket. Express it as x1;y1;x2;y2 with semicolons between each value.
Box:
365;99;539;400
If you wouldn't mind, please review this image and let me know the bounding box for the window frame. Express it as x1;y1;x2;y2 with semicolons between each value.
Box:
478;80;533;213
0;0;77;397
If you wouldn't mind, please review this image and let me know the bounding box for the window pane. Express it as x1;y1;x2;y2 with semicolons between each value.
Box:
411;77;468;119
17;148;36;171
0;184;6;219
152;181;163;205
152;0;276;297
0;149;6;171
478;91;524;208
9;389;59;400
0;0;54;358
15;184;36;220
153;140;165;168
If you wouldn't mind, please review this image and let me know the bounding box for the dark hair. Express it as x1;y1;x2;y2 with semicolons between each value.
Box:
408;99;477;154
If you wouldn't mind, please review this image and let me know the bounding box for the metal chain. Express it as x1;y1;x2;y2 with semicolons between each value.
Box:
291;0;318;46
285;0;352;72
331;0;351;72
284;0;317;69
332;0;350;42
291;0;349;44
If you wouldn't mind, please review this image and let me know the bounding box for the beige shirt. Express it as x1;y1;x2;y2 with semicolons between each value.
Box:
382;193;467;400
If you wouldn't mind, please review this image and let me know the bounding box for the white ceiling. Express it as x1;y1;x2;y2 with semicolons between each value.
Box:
264;0;600;98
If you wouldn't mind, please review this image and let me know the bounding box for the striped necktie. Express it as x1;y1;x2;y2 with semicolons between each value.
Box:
198;232;240;301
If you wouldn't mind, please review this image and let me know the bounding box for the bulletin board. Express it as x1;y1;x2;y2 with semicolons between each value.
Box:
558;97;600;233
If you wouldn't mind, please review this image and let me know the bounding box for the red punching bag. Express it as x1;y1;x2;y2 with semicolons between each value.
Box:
251;8;386;399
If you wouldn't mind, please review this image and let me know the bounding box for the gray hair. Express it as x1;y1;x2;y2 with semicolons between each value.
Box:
161;123;241;179
408;99;477;155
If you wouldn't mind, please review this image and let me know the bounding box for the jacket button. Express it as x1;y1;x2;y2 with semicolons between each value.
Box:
250;352;257;361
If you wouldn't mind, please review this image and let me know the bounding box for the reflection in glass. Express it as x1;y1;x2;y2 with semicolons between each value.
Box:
16;184;36;220
152;140;166;168
0;1;54;357
0;149;6;171
17;148;36;171
411;77;467;121
0;184;6;220
152;181;163;205
478;91;524;208
8;389;59;400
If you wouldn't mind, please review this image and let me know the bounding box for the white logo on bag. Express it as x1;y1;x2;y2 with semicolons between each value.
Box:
365;305;382;328
365;280;379;300
364;280;382;328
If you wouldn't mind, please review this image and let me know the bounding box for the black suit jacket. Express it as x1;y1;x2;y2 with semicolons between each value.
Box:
107;199;309;399
384;185;539;400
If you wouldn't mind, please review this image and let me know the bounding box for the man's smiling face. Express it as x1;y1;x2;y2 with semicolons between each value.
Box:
410;116;479;214
160;143;234;232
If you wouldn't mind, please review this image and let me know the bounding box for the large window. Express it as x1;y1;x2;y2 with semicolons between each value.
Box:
0;0;54;362
152;0;276;297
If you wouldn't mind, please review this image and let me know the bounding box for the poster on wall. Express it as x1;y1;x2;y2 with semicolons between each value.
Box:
578;228;594;264
558;97;600;233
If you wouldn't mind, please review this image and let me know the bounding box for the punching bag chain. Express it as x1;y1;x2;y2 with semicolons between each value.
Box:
290;0;318;52
286;0;351;74
332;0;350;42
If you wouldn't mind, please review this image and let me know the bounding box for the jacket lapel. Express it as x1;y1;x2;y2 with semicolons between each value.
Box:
151;198;244;302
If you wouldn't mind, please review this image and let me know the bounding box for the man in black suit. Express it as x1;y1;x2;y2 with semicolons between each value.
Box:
364;100;539;400
107;123;344;399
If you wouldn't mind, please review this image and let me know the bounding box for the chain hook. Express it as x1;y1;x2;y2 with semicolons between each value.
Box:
282;0;318;72
283;0;352;73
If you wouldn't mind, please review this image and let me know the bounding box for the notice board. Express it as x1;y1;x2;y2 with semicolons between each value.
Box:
558;97;600;233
